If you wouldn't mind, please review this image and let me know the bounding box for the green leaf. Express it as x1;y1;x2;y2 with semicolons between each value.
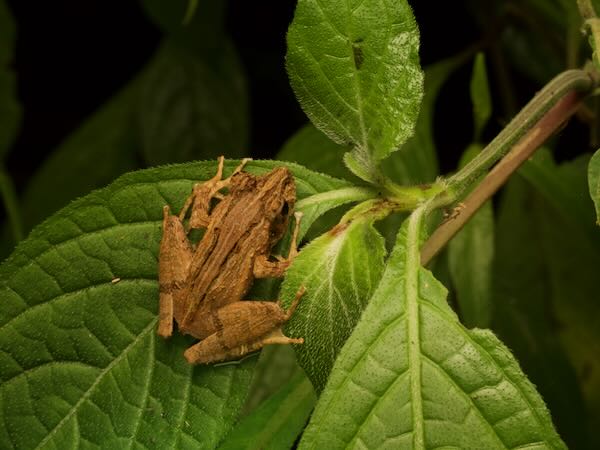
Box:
300;209;566;449
278;53;466;188
0;159;349;449
280;206;387;392
218;373;316;450
138;39;248;166
588;148;600;224
0;0;21;159
492;177;591;449
286;0;423;179
448;144;494;328
470;53;492;141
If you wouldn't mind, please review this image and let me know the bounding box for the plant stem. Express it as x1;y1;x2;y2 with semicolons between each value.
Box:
437;69;594;207
295;186;377;211
0;165;23;242
421;71;597;265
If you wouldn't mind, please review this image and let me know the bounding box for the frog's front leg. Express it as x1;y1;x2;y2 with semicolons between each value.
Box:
183;287;305;364
179;156;251;230
253;212;303;278
157;206;193;337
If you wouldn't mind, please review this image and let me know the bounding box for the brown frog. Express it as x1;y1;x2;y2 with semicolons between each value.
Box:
157;157;304;364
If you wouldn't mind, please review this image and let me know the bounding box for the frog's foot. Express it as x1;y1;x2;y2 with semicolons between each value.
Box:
260;328;304;346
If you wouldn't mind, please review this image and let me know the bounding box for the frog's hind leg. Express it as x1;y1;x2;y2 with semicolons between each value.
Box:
158;206;193;337
183;326;303;365
259;328;304;346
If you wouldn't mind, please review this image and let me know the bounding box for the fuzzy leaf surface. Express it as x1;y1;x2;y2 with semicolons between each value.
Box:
299;211;566;449
0;160;348;449
281;213;386;392
286;0;423;170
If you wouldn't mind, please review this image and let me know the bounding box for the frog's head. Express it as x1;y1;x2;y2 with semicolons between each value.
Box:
260;167;296;244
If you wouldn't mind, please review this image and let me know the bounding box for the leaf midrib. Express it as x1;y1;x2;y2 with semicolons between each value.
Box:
406;209;424;448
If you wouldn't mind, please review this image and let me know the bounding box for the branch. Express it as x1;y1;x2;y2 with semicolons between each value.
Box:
421;72;597;265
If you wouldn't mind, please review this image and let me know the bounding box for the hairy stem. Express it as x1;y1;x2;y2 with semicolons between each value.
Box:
421;70;597;265
441;70;594;204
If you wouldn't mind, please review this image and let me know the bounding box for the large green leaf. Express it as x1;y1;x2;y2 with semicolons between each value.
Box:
281;205;387;392
218;373;316;450
299;209;566;449
588;148;600;224
286;0;423;180
0;0;20;159
492;177;591;449
0;160;349;449
137;39;248;165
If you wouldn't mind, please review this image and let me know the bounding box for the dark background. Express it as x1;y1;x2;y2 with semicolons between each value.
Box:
4;1;480;191
4;1;586;193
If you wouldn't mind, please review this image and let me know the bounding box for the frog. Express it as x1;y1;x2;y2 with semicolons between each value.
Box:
157;157;304;364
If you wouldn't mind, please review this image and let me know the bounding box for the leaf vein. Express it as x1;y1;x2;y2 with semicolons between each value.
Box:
34;319;157;449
